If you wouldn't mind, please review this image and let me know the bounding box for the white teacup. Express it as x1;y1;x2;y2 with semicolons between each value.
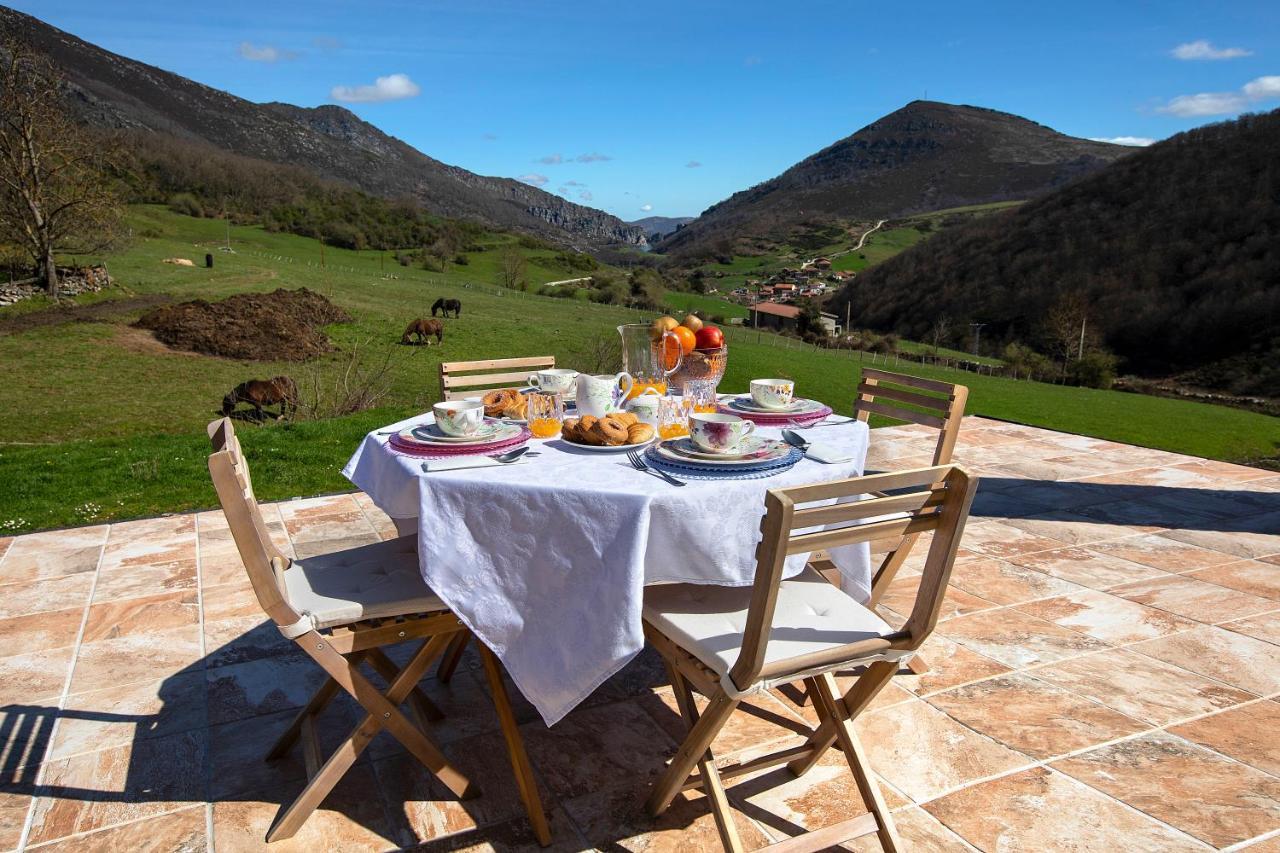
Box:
433;400;485;436
575;372;633;418
690;412;755;454
528;368;578;394
750;378;795;410
625;391;662;427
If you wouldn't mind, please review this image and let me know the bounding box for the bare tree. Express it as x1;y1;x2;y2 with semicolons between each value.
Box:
928;315;950;355
498;246;527;290
0;41;122;296
1044;291;1095;377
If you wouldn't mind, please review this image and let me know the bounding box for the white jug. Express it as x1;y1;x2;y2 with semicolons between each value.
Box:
575;372;633;418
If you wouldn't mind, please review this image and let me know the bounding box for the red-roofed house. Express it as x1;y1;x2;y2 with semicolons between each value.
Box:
749;301;801;332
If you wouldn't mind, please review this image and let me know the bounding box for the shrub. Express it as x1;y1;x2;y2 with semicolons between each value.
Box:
453;254;469;265
168;193;204;218
1069;351;1119;389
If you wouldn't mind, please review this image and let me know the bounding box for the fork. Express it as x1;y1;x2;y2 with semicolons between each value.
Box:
627;450;685;486
786;416;853;430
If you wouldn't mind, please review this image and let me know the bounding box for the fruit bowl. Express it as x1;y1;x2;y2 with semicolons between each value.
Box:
670;346;727;393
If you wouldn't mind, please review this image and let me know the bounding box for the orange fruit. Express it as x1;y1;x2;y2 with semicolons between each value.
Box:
672;325;697;355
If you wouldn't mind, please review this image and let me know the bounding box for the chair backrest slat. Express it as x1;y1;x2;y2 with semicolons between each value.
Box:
439;356;556;401
853;369;968;466
726;465;977;692
207;418;301;627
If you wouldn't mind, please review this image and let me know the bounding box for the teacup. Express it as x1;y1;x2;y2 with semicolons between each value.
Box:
575;372;634;418
433;400;485;436
625;392;662;427
528;368;578;395
750;378;795;410
690;412;755;454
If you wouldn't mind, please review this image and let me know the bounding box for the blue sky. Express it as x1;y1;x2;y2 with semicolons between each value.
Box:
14;0;1280;220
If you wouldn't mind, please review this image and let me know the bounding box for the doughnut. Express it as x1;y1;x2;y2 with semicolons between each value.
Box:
578;415;598;432
482;388;519;417
592;417;629;446
577;423;606;445
626;423;655;444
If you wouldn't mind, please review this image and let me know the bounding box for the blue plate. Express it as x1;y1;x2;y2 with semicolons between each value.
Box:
644;445;803;480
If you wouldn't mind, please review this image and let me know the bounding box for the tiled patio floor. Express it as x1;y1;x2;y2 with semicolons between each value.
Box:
1;416;1278;851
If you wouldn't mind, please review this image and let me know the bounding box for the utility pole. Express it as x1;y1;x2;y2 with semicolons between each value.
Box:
969;322;986;356
845;300;851;337
320;242;325;268
1078;316;1087;360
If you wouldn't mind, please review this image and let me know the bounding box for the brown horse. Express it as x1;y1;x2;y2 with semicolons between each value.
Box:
221;376;298;420
401;318;444;345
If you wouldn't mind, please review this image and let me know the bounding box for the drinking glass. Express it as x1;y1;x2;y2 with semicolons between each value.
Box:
526;392;563;438
657;395;692;440
683;378;719;413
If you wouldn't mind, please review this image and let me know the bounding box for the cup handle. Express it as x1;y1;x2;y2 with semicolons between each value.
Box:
527;374;541;388
615;372;634;401
661;330;683;376
741;421;756;440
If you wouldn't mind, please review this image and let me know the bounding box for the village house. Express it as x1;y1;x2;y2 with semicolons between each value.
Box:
748;301;801;331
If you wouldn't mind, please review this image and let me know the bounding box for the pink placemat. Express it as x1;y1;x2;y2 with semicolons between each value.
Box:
716;402;833;426
387;426;531;458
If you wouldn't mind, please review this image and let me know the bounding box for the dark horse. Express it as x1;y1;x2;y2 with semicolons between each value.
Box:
400;317;444;346
431;298;461;318
221;376;298;420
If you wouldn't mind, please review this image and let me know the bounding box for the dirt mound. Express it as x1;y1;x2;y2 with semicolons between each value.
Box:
134;288;351;361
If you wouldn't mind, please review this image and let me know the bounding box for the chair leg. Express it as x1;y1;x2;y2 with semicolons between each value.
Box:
809;674;902;852
478;644;552;847
265;650;367;761
904;656;929;675
665;661;744;853
366;646;446;722
646;688;738;817
787;660;898;779
437;632;470;684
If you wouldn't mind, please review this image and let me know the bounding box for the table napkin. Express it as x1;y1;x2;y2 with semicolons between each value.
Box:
420;456;528;473
803;441;855;464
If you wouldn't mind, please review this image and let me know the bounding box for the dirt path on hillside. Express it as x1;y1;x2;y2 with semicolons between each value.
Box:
0;295;174;335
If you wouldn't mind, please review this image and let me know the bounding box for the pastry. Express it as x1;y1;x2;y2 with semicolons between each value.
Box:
482;388;520;418
612;412;638;427
502;393;527;419
592;416;630;446
626;423;655;444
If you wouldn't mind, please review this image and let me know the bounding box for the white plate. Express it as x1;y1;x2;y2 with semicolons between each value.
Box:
661;435;776;461
404;421;520;446
654;438;792;467
727;395;823;415
556;437;655;453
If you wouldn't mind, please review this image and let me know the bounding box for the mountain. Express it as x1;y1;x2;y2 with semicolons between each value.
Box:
661;100;1130;257
0;6;645;249
629;216;695;240
832;109;1280;396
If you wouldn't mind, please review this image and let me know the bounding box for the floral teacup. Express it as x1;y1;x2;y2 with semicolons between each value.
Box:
433;400;485;436
575;372;634;418
749;378;795;410
689;412;755;454
528;368;578;394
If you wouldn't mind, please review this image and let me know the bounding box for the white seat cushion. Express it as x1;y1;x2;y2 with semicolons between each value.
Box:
642;566;898;687
283;535;446;629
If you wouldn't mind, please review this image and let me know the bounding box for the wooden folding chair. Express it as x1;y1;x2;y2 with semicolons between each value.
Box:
642;465;978;852
206;418;550;845
439;355;556;401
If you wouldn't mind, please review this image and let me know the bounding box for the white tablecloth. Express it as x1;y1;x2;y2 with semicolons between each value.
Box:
343;415;870;725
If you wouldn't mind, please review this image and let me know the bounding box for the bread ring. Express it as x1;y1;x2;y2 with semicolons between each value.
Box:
577;423;605;445
593;417;629;446
612;412;638;427
482;388;519;417
578;415;598;432
627;423;655;444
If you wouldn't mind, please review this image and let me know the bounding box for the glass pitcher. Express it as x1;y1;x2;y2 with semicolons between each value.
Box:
617;323;682;400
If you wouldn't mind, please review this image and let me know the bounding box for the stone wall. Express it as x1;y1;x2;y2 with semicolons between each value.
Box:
0;265;112;306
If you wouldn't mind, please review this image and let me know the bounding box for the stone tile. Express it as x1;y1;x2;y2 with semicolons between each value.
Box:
0;574;94;620
1160;518;1280;561
637;689;807;762
1088;532;1240;573
1130;625;1280;696
206;705;357;800
204;614;301;669
1170;700;1280;777
69;624;204;695
91;558;198;602
0;606;84;656
0;790;31;852
1007;545;1168;589
1223;611;1280;646
274;493;361;522
926;673;1148;760
923;766;1206;852
81;589;200;643
292;534;382;561
1014;589;1196;644
1032;647;1255;726
212;764;404;852
939;608;1111;669
945;557;1085;606
25;804;206;852
1190;560;1280;601
769;679;914;728
956;522;1063;560
205;655;329;727
1052;730;1280;848
892;634;1013;697
1000;510;1134;546
1111;573;1276;623
25;728;207;845
0;645;75;704
1170;459;1278;483
844;806;975;852
50;671;208;760
283;509;377;545
875;573;997;623
851;698;1031;803
98;516;196;572
0;541;101;586
1074;498;1213;529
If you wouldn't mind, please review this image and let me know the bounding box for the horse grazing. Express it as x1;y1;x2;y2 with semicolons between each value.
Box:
400;318;444;346
431;298;461;318
221;376;298;420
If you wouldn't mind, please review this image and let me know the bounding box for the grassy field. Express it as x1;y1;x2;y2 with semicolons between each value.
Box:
663;291;750;320
1;206;1276;532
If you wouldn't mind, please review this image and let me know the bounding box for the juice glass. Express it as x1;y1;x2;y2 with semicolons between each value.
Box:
683;378;719;413
657;395;692;440
527;392;563;438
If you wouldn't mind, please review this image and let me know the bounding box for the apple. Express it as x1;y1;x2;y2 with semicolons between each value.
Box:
681;313;704;333
649;315;679;341
694;326;724;350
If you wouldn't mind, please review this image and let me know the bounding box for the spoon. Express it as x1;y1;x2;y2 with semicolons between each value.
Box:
781;429;809;451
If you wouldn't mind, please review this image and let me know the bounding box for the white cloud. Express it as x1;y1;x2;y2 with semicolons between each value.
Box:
1157;74;1280;117
640;203;653;212
239;42;297;63
578;190;593;201
1088;136;1156;146
1171;40;1252;61
537;153;564;165
330;73;421;103
685;160;702;168
575;152;612;163
563;180;587;187
518;173;549;187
